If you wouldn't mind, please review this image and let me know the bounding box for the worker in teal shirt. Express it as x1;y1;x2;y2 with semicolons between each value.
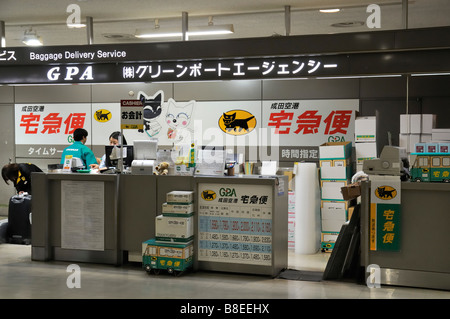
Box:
60;128;97;168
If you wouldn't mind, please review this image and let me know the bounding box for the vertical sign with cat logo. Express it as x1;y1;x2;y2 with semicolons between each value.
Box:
369;175;401;251
120;100;143;130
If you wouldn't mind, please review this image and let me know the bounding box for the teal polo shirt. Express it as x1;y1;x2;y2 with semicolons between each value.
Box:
60;141;97;168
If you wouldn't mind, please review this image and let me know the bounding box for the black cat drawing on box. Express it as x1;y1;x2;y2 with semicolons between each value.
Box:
222;112;255;132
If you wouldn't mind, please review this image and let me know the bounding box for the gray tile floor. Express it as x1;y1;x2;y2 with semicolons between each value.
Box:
1;243;449;299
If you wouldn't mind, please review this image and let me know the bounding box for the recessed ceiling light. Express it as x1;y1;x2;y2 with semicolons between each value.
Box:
320;8;341;13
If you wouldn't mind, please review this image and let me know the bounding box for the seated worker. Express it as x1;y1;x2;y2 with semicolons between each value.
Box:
2;162;43;195
94;131;128;169
60;128;97;168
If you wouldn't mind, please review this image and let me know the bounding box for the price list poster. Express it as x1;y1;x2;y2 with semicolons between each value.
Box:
198;183;273;266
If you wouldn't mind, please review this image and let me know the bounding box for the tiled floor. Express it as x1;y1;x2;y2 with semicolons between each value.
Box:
0;243;449;299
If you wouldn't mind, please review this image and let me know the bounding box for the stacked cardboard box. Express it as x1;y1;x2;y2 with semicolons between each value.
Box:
355;116;377;172
155;191;194;243
319;142;353;251
399;114;436;155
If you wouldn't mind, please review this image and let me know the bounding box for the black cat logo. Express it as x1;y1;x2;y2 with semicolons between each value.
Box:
201;190;216;201
375;186;397;200
219;110;256;136
94;109;111;122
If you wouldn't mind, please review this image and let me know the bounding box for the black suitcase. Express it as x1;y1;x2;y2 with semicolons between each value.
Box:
7;194;32;245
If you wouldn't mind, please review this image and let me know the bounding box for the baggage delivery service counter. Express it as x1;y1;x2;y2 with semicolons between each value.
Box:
360;181;450;290
31;173;288;277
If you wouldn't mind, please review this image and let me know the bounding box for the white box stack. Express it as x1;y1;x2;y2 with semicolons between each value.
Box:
155;191;195;243
399;114;436;155
355;116;377;172
319;142;353;251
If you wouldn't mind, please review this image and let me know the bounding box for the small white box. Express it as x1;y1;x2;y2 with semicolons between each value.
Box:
432;129;450;141
355;116;376;142
355;142;377;163
400;114;410;134
319;142;352;159
427;143;439;153
166;190;194;203
420;134;432;143
320;180;348;200
410;114;422;134
155;215;194;243
321;201;348;221
320;160;352;180
162;202;194;216
321;219;345;232
421;114;436;134
409;134;421;153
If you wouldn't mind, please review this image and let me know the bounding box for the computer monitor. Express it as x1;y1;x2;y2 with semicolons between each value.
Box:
133;139;158;160
105;145;134;168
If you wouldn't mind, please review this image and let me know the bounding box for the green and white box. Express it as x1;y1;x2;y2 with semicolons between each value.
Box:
162;202;194;216
155;215;194;243
166;190;194;204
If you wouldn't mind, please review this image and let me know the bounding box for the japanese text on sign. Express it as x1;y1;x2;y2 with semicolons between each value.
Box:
268;109;352;135
19;107;86;135
121;58;339;81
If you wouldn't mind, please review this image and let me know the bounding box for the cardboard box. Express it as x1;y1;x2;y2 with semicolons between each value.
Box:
322;219;345;232
399;134;420;153
321;180;349;200
321;200;349;221
321;232;339;251
174;164;195;176
355;116;376;142
166;190;194;204
340;183;361;200
355;142;377;163
319;142;352;160
155;215;194;243
162;202;194;216
320;159;352;180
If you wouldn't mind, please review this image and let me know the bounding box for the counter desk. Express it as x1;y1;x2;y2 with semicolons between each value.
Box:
360;181;450;290
31;173;288;277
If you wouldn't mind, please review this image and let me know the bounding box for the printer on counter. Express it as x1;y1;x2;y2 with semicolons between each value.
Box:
131;139;158;175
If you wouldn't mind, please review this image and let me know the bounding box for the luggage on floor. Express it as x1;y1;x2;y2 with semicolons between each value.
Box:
7;194;32;245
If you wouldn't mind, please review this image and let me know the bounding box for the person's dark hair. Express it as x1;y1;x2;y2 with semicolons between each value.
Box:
2;163;19;185
73;128;88;141
109;131;127;145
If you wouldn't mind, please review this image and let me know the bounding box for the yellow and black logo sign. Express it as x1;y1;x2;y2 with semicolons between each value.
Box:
94;109;111;122
218;110;256;136
375;185;397;200
201;190;216;201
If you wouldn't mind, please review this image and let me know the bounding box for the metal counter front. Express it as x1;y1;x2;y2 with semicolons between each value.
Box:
361;181;450;290
31;173;287;276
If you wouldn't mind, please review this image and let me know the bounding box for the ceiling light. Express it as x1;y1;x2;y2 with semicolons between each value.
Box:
22;29;43;46
320;8;341;13
135;18;234;39
67;23;86;28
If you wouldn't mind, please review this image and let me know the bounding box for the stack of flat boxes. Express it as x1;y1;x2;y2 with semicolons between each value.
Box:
355;116;377;172
155;191;195;244
400;114;436;156
319;142;353;251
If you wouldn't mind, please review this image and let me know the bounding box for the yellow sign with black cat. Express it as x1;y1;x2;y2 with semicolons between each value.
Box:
218;110;257;135
94;109;111;122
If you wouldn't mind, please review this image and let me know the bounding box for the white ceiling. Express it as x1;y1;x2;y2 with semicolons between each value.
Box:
1;0;449;47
